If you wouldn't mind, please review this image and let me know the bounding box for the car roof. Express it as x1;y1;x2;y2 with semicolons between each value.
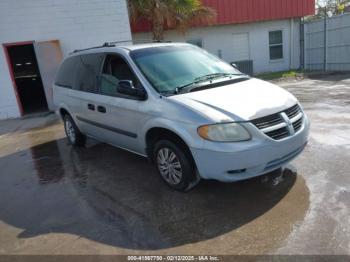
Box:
119;42;189;51
69;42;191;57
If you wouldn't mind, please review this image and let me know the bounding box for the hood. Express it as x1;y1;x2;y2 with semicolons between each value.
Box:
169;78;298;122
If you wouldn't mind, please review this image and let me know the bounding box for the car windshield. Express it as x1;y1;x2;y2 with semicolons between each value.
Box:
130;45;244;94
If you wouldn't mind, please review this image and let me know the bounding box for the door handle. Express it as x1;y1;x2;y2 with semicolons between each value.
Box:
97;105;106;113
87;104;95;110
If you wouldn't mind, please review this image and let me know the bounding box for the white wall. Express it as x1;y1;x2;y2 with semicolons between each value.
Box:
133;18;301;74
0;0;132;119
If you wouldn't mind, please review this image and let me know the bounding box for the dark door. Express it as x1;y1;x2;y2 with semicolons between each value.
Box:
5;43;48;115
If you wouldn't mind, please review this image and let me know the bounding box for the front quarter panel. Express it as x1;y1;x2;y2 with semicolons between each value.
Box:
141;117;204;151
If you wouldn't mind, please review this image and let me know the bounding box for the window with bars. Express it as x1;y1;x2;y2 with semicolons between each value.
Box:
269;30;283;60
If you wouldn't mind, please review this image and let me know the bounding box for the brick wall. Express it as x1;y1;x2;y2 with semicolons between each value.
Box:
0;0;132;119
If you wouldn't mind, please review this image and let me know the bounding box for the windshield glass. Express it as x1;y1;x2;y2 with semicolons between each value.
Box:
130;45;243;93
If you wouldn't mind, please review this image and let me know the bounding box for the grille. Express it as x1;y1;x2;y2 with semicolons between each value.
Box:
265;127;290;140
285;104;301;118
293;117;303;132
251;113;284;129
251;104;303;140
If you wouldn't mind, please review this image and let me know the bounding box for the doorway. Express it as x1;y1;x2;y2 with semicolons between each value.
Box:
4;43;48;115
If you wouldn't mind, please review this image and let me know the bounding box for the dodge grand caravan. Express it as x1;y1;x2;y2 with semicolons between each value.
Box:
53;42;310;191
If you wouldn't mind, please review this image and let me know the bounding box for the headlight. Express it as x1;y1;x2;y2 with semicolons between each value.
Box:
197;123;251;142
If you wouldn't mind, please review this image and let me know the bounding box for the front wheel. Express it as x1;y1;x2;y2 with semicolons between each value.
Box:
63;115;86;147
153;140;196;191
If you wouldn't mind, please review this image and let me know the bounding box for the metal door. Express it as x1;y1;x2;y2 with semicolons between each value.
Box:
34;40;63;111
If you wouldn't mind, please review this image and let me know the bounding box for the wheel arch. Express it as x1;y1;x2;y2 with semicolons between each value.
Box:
145;127;195;164
58;106;82;133
59;107;71;119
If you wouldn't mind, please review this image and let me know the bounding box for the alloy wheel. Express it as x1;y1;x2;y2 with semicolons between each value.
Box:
157;147;183;185
65;120;76;144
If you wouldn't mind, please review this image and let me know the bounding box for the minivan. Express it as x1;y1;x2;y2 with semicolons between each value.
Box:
53;42;309;191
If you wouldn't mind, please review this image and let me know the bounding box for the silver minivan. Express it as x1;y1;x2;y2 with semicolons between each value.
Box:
53;42;309;191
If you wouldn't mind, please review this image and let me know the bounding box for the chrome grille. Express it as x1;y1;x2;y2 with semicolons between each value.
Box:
293;117;303;132
251;113;284;129
251;104;304;140
265;126;290;140
285;104;302;118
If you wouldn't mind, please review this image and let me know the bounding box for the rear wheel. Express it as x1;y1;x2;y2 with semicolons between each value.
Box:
153;139;196;191
63;115;86;147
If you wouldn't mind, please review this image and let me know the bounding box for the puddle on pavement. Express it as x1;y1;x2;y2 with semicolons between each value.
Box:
0;123;310;254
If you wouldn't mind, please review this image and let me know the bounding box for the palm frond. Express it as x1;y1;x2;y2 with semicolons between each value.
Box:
127;0;217;40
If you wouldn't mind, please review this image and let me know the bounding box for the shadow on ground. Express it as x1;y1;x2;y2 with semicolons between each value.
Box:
0;138;298;250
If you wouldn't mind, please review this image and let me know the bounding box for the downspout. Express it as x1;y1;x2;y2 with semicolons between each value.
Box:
324;12;328;71
304;18;307;70
290;18;294;69
300;17;305;70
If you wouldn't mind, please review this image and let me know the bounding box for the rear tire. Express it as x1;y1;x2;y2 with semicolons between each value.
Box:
153;139;196;191
63;115;86;147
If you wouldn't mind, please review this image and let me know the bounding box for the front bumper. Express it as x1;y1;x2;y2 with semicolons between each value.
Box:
190;115;310;182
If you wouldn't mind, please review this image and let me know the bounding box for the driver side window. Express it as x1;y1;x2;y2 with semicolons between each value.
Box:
100;54;140;97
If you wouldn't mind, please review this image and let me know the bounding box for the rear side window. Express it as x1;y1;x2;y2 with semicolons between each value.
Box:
55;56;80;88
75;54;104;93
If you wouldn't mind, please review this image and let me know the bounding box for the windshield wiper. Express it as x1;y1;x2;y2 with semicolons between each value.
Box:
174;73;245;94
194;73;241;82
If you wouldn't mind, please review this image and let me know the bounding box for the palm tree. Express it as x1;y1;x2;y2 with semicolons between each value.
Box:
128;0;216;41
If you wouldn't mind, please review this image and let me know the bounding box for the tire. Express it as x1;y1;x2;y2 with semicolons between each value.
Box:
63;114;86;147
153;139;196;191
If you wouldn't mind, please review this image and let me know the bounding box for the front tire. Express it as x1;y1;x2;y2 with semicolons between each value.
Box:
63;115;86;147
153;139;196;191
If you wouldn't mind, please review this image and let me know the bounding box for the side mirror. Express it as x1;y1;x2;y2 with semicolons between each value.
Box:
117;80;147;100
231;63;238;69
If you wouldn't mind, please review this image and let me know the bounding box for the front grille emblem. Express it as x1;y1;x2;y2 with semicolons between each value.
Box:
251;104;303;140
280;112;295;135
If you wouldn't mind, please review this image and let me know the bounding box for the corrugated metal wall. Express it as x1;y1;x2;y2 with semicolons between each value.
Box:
203;0;314;25
132;0;315;32
305;13;350;71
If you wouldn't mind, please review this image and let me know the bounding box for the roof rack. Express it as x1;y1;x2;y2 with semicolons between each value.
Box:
133;39;172;44
71;39;172;54
71;40;132;54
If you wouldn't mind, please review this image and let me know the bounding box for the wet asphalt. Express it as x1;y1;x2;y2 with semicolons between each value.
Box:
0;74;349;255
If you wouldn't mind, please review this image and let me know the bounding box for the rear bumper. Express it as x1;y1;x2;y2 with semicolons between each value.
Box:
190;115;310;182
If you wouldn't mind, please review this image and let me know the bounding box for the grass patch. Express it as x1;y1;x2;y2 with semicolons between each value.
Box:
255;70;302;80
